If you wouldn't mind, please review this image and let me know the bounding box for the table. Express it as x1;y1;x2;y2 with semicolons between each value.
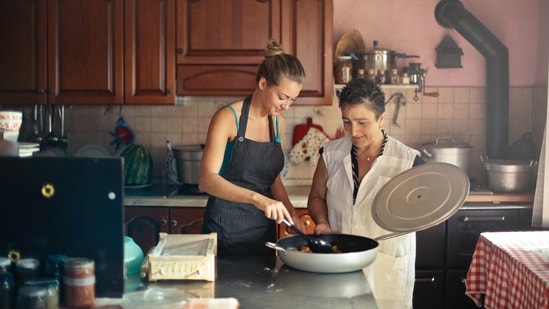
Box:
465;231;549;309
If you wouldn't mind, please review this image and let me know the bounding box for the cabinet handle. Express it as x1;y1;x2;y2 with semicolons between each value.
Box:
176;48;183;54
160;218;168;226
303;220;311;226
462;216;505;222
38;89;45;94
166;89;172;94
171;220;178;227
415;277;436;283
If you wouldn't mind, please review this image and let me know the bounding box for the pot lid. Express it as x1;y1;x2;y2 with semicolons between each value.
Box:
372;162;469;233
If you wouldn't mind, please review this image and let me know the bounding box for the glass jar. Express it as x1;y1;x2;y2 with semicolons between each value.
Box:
389;68;400;85
376;69;386;84
0;271;15;309
15;258;40;288
63;258;95;308
25;279;59;309
0;258;11;274
17;285;48;309
366;68;376;81
334;56;353;84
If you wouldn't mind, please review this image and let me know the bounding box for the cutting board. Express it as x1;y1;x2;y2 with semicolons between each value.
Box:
292;117;328;145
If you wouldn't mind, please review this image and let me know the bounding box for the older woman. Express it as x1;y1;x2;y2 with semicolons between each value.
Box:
308;78;424;308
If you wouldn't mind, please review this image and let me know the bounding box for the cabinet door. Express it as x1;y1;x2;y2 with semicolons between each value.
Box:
125;206;169;254
281;0;333;106
175;0;280;96
0;1;47;104
124;0;176;105
416;221;446;268
278;209;316;238
445;270;478;309
48;0;124;104
169;207;205;234
413;270;445;309
447;208;525;268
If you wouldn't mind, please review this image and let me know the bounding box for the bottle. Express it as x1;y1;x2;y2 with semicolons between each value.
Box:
366;68;376;81
356;68;365;79
63;258;95;308
390;68;400;85
401;72;410;85
376;69;386;84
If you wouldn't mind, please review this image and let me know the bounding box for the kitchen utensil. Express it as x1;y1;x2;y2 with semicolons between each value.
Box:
421;137;472;172
110;116;135;148
281;218;333;253
481;156;537;192
265;233;379;273
292;117;328;146
372;162;469;234
164;140;180;184
172;144;203;185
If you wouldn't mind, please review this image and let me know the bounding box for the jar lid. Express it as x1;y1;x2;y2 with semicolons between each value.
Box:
18;285;47;297
0;257;10;267
64;258;94;270
16;258;40;270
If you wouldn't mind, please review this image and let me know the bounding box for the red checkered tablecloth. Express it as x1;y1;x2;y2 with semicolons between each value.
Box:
465;231;549;309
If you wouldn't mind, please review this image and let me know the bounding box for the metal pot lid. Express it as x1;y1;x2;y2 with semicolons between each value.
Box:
372;162;469;233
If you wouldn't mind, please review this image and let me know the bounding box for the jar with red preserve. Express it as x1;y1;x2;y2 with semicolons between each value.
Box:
63;258;95;308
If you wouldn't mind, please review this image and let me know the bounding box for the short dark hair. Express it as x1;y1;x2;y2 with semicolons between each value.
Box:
338;79;385;119
256;39;306;86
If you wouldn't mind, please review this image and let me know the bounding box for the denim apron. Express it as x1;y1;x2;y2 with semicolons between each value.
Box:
202;97;284;256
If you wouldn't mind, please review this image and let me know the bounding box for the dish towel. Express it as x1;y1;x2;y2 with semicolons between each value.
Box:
289;127;330;165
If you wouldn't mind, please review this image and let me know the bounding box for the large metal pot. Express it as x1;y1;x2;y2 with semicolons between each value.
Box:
421;138;472;172
353;42;419;76
172;144;203;185
266;234;379;273
482;156;538;192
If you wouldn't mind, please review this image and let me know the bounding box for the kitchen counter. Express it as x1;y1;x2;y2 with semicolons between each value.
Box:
124;185;535;208
88;256;379;309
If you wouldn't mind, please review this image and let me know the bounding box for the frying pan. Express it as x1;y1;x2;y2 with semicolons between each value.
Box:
266;162;470;274
266;234;379;273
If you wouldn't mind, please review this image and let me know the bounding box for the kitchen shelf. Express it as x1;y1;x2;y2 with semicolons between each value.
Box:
334;83;418;97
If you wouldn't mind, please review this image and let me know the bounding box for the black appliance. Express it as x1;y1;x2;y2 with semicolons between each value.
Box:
0;157;125;298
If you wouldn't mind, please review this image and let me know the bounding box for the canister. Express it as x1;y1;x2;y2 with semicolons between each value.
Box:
63;258;95;308
25;279;59;309
17;285;48;309
15;258;40;288
0;271;15;309
334;56;353;84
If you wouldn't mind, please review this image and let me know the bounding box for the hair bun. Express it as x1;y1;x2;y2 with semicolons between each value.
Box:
264;39;285;57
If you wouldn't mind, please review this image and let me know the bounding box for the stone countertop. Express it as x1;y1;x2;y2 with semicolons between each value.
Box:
124;185;535;208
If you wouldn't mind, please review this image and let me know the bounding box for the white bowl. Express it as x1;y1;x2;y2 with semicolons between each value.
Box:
0;111;22;132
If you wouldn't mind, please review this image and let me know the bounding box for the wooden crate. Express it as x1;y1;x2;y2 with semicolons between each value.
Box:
142;233;217;282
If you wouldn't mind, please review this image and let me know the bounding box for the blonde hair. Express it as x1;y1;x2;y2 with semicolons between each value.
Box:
256;39;306;86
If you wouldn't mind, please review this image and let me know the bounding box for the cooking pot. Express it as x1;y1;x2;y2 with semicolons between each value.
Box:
421;137;472;172
353;41;419;77
482;156;538;192
266;234;379;273
172;144;203;185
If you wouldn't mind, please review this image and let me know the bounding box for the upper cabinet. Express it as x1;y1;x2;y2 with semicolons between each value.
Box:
0;0;175;105
176;0;333;105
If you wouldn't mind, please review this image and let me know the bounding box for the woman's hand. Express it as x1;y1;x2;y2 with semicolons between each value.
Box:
255;195;293;224
314;222;332;234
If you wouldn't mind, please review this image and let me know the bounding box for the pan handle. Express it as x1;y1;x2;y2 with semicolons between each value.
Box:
265;242;287;255
374;232;408;241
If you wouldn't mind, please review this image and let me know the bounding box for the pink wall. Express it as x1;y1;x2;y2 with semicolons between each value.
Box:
334;0;548;87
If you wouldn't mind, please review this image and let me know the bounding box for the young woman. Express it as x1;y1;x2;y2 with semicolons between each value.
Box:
199;39;306;256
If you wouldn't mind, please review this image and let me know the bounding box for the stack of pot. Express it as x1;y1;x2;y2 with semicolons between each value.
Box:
421;137;473;173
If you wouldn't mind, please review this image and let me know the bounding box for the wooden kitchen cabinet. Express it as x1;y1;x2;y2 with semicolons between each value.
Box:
175;0;333;105
0;0;175;105
413;205;534;309
125;206;205;254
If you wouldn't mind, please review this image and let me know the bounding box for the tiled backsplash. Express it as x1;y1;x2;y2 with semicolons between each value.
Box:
65;86;547;184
